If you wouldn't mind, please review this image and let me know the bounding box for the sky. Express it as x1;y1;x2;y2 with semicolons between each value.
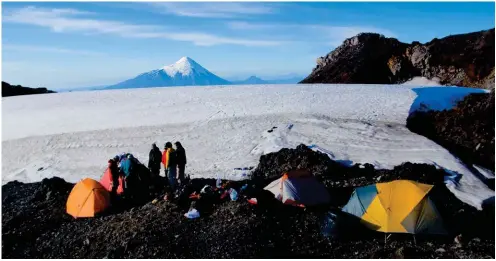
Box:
2;2;495;90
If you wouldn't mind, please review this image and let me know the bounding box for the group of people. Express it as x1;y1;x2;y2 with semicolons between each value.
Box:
107;153;144;199
106;141;187;200
148;141;187;192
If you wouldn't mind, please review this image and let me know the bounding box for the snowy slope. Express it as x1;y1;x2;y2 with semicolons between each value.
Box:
2;84;493;209
105;57;230;89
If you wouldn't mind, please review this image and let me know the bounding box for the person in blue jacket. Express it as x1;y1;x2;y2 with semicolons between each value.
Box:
120;154;135;197
120;154;134;177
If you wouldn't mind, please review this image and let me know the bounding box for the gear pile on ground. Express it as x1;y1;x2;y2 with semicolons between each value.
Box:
407;89;495;172
2;146;494;258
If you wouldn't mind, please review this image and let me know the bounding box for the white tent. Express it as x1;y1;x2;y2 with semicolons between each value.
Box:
264;169;330;207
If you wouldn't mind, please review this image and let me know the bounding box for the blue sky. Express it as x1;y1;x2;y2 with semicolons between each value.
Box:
2;2;495;89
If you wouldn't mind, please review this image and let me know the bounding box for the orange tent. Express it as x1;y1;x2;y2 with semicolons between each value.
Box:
66;178;111;218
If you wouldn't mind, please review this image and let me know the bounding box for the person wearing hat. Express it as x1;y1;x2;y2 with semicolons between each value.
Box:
162;142;178;195
174;141;187;184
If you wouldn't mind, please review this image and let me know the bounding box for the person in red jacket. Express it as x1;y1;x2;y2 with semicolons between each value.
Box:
108;157;120;199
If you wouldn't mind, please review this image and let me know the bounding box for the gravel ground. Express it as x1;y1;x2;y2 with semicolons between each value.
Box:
2;146;494;258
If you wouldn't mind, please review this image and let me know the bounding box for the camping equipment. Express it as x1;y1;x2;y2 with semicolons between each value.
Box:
264;169;330;207
216;176;222;188
247;198;258;205
66;178;111;218
184;208;200;219
200;185;213;194
230;189;238;201
189;192;201;200
342;180;447;234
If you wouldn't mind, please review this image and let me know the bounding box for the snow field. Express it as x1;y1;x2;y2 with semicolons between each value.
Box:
2;84;493;209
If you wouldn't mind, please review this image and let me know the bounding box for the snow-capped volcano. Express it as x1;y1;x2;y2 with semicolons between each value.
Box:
105;57;230;89
163;56;208;77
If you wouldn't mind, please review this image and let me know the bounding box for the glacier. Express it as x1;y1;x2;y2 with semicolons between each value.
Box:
2;84;493;209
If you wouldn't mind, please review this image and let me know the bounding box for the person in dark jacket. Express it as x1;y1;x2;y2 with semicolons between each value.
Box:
148;143;162;178
174;141;187;184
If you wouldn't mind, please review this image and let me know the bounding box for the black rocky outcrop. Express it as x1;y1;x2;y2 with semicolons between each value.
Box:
2;81;56;97
301;28;495;89
407;89;495;172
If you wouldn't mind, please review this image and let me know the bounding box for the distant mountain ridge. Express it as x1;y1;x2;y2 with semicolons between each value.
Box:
231;75;304;85
232;76;268;85
2;81;56;97
104;57;303;90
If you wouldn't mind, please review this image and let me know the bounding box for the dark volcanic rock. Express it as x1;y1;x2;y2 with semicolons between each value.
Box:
301;28;495;89
253;144;446;188
301;33;414;85
2;147;494;258
2;81;56;97
407;89;495;172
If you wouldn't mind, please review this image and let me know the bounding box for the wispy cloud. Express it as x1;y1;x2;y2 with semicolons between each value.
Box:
227;21;278;30
3;6;159;34
314;25;396;41
227;21;396;47
3;6;283;47
149;2;274;18
3;44;104;56
157;32;281;47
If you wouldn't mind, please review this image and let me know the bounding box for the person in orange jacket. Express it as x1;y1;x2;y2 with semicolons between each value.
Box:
162;142;178;195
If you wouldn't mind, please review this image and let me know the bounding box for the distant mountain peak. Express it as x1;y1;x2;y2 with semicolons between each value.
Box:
163;56;207;77
105;56;229;89
178;56;192;62
232;75;268;85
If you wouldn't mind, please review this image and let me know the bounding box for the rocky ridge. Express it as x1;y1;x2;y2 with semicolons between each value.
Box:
301;28;495;89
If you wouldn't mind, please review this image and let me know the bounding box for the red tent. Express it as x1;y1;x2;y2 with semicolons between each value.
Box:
100;168;124;195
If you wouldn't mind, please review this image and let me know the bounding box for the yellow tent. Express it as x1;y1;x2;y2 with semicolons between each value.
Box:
342;180;446;234
66;178;111;218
